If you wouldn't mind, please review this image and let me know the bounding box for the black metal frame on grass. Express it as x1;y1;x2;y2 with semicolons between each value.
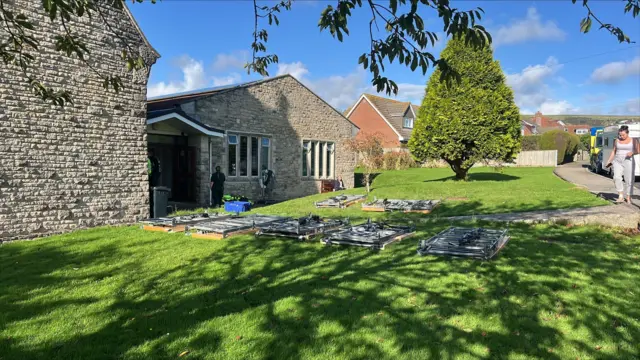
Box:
322;219;415;250
417;227;510;260
256;214;349;240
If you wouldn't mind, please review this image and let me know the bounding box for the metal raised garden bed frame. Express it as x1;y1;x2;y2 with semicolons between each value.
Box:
322;219;415;250
185;214;289;240
417;227;510;260
361;199;441;214
140;212;230;233
255;214;349;240
315;195;366;209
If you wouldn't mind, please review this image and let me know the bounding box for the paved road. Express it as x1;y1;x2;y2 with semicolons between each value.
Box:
554;161;640;207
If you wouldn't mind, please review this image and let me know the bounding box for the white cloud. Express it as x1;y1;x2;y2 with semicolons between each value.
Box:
276;61;367;109
394;83;425;105
276;61;310;80
506;56;563;111
590;57;640;84
212;51;249;72
148;55;208;97
212;73;242;87
275;61;424;110
609;98;640;115
539;100;578;115
149;55;424;110
493;7;566;47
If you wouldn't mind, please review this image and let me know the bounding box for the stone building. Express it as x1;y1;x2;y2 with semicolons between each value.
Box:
146;75;359;205
0;2;158;241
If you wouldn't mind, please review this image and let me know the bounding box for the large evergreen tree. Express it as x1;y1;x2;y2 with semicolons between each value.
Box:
408;37;521;181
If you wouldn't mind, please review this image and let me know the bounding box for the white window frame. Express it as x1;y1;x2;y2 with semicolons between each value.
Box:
227;133;271;179
403;117;414;129
302;140;335;179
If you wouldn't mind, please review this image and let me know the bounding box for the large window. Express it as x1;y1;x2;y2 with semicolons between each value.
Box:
260;138;270;172
228;135;237;176
239;136;248;176
302;140;335;178
403;117;414;128
251;137;259;176
227;134;271;177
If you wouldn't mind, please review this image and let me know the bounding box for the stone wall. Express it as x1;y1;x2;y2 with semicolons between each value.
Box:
0;1;158;241
182;76;358;203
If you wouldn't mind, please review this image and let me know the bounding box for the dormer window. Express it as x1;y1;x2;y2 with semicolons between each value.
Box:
403;117;414;129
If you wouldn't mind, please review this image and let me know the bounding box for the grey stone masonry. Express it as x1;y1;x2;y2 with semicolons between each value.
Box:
182;76;358;203
0;1;158;241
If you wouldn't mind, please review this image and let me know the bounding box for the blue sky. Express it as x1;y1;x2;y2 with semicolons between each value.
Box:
129;0;640;115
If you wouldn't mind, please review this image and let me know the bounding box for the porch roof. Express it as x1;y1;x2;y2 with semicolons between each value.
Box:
147;109;224;137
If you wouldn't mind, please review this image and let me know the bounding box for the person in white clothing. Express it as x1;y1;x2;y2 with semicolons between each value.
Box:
605;125;640;203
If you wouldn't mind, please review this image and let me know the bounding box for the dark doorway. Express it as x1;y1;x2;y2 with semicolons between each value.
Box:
148;134;197;202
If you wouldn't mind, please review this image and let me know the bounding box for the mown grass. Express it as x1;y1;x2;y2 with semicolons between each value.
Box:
179;167;607;220
1;222;639;359
1;167;632;360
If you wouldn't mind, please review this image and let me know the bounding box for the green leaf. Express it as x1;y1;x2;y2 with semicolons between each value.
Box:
580;16;592;33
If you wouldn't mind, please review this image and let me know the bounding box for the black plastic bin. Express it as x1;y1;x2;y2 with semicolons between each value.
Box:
151;186;171;218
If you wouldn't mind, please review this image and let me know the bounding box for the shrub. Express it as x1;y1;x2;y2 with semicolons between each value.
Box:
381;151;417;170
579;133;591;151
540;130;581;164
408;37;521;181
521;135;541;151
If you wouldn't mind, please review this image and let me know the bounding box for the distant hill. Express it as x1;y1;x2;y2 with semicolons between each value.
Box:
520;114;640;126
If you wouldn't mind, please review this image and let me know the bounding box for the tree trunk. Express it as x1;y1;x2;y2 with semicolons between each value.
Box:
449;160;470;181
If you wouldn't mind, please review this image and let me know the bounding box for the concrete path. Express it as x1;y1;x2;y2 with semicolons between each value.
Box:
444;205;640;229
553;161;640;208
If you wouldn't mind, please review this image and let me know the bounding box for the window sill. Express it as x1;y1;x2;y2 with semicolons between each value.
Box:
301;177;334;181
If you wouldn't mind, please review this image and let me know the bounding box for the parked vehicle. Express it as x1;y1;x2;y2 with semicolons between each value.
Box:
596;124;640;177
589;127;603;173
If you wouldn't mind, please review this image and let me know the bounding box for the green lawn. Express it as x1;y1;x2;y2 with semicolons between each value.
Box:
248;167;607;220
2;167;637;360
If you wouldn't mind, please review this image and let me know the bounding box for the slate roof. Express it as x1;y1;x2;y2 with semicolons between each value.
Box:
147;75;359;129
359;94;420;140
147;108;225;134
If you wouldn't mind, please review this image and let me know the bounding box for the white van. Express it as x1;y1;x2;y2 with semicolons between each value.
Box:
597;123;640;177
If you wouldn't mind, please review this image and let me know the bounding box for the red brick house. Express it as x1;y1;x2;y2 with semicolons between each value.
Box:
344;94;419;149
521;120;538;136
530;111;590;135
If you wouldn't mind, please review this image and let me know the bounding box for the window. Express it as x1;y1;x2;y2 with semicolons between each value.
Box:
251;137;259;176
302;141;310;176
228;135;237;176
604;137;609;147
596;136;602;148
260;138;270;171
239;136;248;176
326;143;333;178
403;117;414;128
227;134;271;177
302;140;334;178
318;143;324;177
310;142;316;177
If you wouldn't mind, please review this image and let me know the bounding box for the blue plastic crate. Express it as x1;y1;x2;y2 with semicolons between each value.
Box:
224;201;252;213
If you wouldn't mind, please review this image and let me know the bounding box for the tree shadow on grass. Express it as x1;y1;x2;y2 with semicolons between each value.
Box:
1;223;639;359
424;172;521;182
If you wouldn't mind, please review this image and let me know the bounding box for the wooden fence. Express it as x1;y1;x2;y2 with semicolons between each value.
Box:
474;150;558;168
508;150;558;167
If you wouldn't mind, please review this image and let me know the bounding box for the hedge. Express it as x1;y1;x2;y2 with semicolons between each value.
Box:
539;130;581;164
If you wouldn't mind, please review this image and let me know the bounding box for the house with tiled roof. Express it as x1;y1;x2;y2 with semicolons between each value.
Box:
529;111;590;135
344;94;419;149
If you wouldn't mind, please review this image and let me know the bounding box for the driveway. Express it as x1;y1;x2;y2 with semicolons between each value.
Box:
554;161;640;207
